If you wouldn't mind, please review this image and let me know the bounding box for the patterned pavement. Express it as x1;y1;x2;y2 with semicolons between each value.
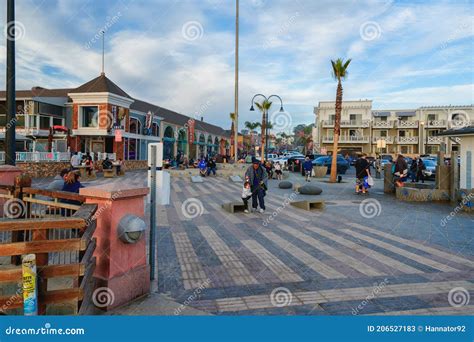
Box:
75;171;474;315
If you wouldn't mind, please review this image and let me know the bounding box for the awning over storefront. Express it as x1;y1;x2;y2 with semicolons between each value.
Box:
0;133;31;141
372;111;391;117
395;111;416;117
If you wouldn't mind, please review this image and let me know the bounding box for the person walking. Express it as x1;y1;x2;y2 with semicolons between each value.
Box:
245;158;268;213
355;153;371;194
416;158;426;183
303;157;313;182
206;158;217;176
241;181;252;213
274;161;283;180
61;171;85;208
264;161;273;179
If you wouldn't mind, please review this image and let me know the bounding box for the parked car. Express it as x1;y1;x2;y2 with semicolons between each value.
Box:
266;153;279;161
312;155;349;174
421;159;437;179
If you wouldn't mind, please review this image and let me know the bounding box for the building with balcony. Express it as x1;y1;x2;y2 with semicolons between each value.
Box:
314;100;473;157
0;73;230;162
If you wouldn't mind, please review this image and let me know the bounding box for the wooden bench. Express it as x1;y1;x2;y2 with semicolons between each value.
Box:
290;199;325;211
103;169;116;178
222;201;247;213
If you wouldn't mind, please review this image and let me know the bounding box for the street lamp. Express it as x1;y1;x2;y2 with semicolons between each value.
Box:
5;0;16;165
249;94;284;162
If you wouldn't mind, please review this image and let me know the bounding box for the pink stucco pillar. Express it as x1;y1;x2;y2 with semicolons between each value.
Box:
80;184;150;310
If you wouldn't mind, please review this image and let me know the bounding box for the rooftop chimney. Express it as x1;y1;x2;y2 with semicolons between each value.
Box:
201;116;204;122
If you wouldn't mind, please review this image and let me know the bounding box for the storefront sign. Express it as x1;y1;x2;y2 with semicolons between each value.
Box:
188;119;195;147
115;129;123;142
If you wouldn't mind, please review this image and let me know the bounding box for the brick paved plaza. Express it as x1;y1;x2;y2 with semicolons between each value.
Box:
39;169;473;316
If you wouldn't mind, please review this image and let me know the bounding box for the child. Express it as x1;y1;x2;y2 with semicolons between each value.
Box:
241;181;252;213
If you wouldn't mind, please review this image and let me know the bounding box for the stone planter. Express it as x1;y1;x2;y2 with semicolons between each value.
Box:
313;166;327;178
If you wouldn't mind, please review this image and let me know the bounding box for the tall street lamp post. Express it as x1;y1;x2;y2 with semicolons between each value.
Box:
249;94;284;163
5;0;16;165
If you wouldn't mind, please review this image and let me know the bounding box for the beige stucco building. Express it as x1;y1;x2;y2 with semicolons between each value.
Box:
314;100;473;157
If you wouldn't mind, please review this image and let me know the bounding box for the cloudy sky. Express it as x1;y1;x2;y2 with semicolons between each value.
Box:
0;0;472;131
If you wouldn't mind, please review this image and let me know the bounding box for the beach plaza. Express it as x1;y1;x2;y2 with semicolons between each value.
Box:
0;136;473;316
0;1;472;327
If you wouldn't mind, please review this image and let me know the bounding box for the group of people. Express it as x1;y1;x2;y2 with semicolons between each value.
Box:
70;152;123;176
198;157;218;177
409;158;426;183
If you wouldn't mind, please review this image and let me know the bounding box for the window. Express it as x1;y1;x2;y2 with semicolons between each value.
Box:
379;116;387;121
39;116;51;129
80;106;98;128
427;114;436;121
38;102;63;117
399;130;406;137
428;130;439;137
0;115;6;126
53;118;63;126
349;114;361;124
380;130;387;137
329;115;335;123
29;115;37;128
401;146;409;154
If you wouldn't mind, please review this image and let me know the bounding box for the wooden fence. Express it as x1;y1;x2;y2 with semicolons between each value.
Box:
0;185;97;315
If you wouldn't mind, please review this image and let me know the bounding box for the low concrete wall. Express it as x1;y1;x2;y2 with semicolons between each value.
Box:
16;162;71;179
396;187;450;202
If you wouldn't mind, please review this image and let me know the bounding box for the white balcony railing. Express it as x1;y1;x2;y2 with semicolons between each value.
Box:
396;136;419;144
426;120;446;128
0;152;71;163
427;136;445;144
322;136;370;143
396;120;419;128
372;137;393;144
449;120;472;129
0;151;116;163
321;119;370;128
372;121;394;128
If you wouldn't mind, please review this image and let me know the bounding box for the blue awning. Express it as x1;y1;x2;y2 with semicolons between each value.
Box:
396;111;416;117
372;111;391;117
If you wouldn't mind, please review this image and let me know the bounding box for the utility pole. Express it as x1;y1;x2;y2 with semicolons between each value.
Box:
5;0;16;165
233;0;239;161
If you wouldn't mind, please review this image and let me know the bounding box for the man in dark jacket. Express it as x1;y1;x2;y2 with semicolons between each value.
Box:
206;158;217;176
244;158;268;213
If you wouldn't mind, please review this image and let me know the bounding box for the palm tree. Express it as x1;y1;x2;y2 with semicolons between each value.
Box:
244;121;260;153
329;58;351;183
254;99;272;162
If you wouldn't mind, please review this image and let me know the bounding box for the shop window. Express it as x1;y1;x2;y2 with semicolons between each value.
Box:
53;118;63;126
80;106;98;128
39;116;51;129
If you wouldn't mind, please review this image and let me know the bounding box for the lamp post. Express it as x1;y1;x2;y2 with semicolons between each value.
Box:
5;0;16;165
249;94;284;163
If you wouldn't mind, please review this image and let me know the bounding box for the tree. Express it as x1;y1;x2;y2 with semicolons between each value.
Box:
244;121;260;153
329;58;351;183
254;99;272;162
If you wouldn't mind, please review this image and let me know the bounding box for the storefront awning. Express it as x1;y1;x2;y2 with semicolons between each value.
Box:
0;133;31;141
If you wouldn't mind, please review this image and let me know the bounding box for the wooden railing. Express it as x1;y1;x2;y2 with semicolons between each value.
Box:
0;185;97;315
